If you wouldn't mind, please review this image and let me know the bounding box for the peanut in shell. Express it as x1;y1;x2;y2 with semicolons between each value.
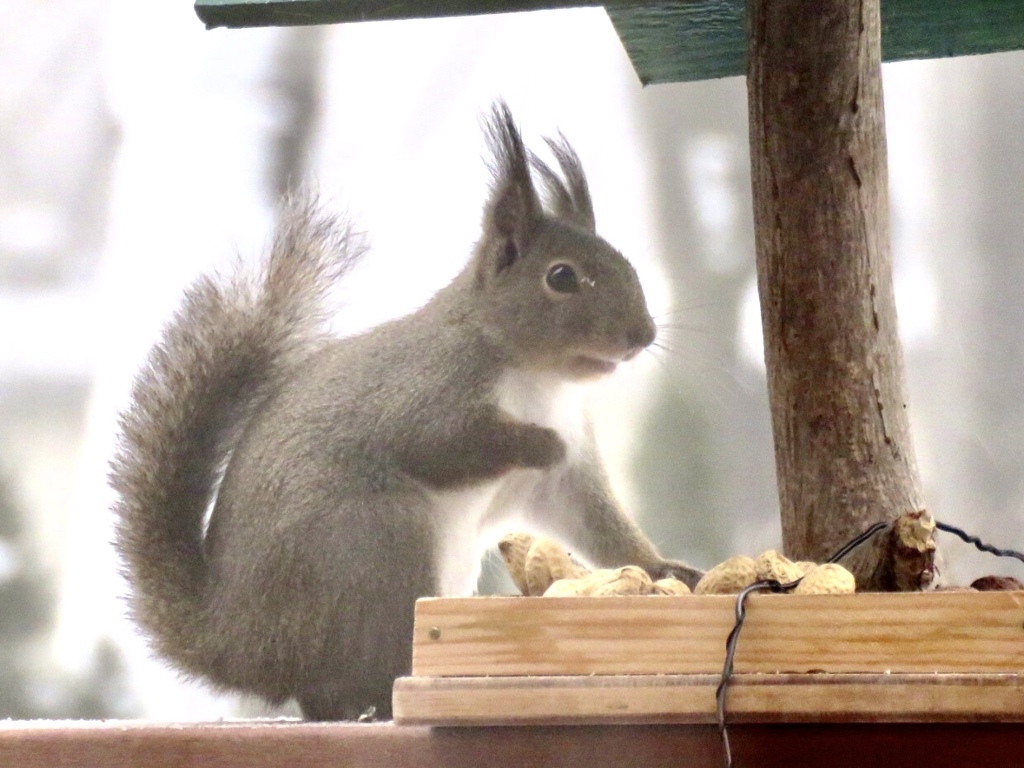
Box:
542;577;592;597
755;549;805;584
524;536;589;596
589;565;654;596
793;563;856;595
694;555;758;595
497;531;536;595
652;577;692;595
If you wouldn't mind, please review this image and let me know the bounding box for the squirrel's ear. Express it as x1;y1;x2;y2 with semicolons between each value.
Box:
481;102;542;274
531;134;596;233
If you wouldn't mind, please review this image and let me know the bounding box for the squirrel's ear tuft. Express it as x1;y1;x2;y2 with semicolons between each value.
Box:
482;102;542;272
530;134;596;233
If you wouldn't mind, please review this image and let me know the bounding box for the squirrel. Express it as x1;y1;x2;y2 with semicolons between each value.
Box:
111;102;703;721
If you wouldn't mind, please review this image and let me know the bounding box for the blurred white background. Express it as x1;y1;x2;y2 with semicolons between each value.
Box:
1;0;1022;719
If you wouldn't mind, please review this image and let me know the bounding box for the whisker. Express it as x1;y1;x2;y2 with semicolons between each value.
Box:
653;302;726;318
656;322;711;334
641;338;769;410
642;346;674;379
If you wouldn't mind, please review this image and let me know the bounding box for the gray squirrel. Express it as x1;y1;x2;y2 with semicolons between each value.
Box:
111;102;702;721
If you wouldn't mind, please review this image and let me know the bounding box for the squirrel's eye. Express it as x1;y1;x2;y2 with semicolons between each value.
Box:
545;263;581;294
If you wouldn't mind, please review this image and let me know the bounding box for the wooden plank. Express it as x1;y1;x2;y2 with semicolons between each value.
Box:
410;592;1024;677
6;720;1024;768
606;1;746;84
393;673;1024;726
607;0;1024;85
192;0;607;28
192;0;1024;85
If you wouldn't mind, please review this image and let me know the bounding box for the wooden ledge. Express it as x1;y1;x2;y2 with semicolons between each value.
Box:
398;593;1024;725
409;592;1024;677
394;672;1024;726
4;720;1024;768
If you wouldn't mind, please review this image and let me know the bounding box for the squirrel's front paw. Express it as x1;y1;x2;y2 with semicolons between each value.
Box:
646;559;704;590
515;425;567;469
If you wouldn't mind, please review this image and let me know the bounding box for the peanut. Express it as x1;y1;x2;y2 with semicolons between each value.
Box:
755;549;805;584
694;555;758;595
497;531;536;595
652;577;692;595
589;565;654;596
542;577;592;597
793;563;856;595
525;537;589;596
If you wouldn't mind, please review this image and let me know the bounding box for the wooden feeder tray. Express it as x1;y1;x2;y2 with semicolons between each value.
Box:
393;591;1024;726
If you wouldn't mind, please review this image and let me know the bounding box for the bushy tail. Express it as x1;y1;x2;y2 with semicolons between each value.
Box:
110;196;365;674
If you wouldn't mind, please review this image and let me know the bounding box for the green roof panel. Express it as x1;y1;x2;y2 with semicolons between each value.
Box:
193;0;1024;84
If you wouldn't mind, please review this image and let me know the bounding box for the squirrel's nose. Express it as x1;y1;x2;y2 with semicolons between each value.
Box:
624;317;656;358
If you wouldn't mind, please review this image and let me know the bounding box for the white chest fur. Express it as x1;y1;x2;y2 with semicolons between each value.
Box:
430;369;592;596
495;368;590;457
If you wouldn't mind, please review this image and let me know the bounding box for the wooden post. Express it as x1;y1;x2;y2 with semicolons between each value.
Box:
746;0;934;588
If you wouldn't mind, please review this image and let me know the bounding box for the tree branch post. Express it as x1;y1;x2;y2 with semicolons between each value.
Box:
746;0;935;589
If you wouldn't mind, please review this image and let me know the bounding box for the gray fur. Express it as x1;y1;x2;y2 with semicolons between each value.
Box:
531;133;596;232
112;102;702;721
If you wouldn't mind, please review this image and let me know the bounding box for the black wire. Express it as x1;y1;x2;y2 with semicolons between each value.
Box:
714;580;784;767
714;520;889;768
713;517;1024;768
936;521;1024;565
824;521;891;564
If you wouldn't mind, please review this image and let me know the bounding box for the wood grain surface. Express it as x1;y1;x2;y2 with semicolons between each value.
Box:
410;593;1024;677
